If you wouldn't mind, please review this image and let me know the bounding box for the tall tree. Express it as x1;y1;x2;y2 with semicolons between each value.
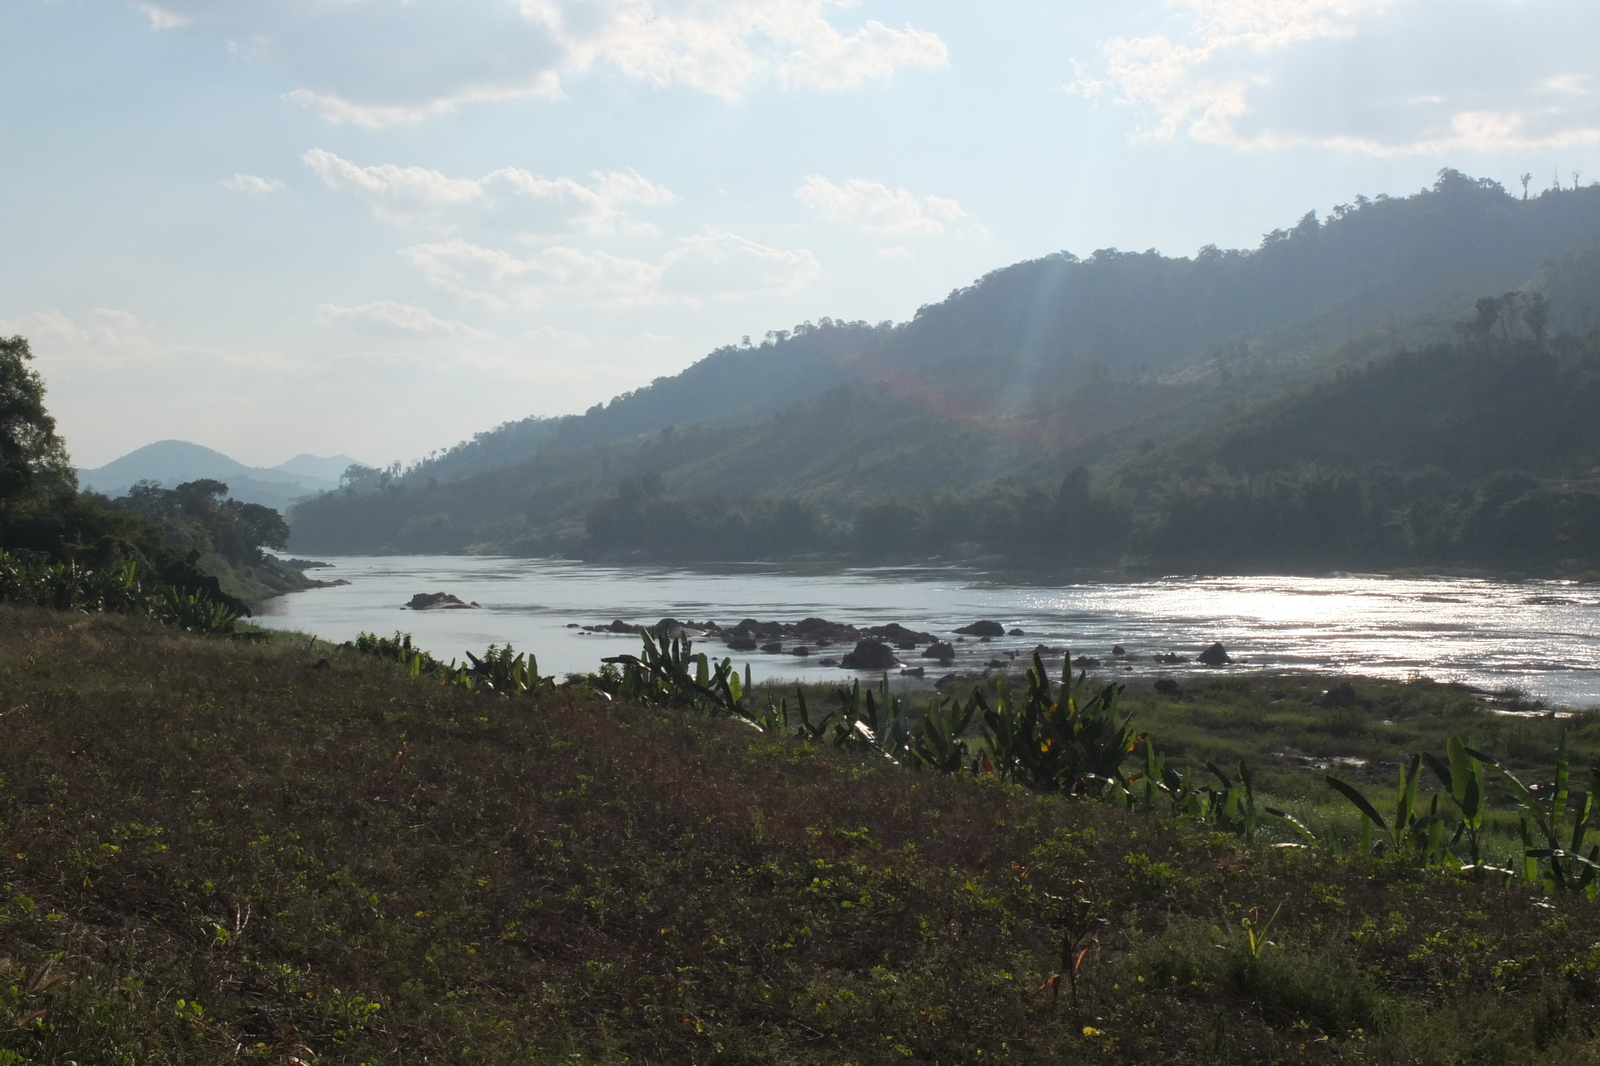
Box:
0;335;75;514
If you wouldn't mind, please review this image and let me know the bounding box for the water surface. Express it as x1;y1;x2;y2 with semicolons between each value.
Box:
255;556;1600;707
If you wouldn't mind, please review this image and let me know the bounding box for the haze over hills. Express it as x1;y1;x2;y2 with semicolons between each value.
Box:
79;440;362;513
288;172;1600;571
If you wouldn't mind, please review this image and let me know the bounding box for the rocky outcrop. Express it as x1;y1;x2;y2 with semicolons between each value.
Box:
865;622;937;645
955;621;1005;637
922;641;956;663
1197;642;1232;666
407;592;479;610
587;619;645;633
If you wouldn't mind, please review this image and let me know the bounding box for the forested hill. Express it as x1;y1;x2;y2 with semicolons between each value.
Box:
406;323;878;484
385;170;1600;488
289;172;1600;568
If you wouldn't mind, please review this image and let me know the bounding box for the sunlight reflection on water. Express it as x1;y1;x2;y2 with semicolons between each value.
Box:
254;559;1600;708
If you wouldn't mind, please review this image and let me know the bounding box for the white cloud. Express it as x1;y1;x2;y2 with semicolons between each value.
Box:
317;301;490;339
303;149;675;234
136;3;187;29
0;309;164;373
405;229;821;309
1070;0;1600;154
659;229;824;298
497;167;678;235
285;78;564;131
795;175;967;237
221;173;286;195
524;0;948;98
122;1;946;127
304;149;484;217
1069;0;1397;141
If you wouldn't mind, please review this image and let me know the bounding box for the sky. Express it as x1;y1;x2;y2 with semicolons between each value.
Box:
2;0;1597;470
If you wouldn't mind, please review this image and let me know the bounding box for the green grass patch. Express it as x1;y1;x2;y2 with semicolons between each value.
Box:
4;608;1600;1062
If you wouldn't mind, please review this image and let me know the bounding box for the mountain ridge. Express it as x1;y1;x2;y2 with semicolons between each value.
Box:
79;440;362;513
286;172;1600;566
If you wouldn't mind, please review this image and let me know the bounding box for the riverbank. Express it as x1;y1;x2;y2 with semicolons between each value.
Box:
5;605;1600;1063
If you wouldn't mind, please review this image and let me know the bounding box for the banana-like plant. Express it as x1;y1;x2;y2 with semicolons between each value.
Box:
463;644;551;695
1473;735;1600;895
976;652;1138;797
1204;761;1262;841
1326;754;1444;858
603;632;749;718
0;549;243;634
906;695;977;775
1421;737;1491;869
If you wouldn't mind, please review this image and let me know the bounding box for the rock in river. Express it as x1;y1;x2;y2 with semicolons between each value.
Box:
841;639;899;671
407;592;479;610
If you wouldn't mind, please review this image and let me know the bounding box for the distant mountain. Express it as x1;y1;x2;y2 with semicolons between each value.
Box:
78;440;360;513
288;172;1600;562
274;453;361;482
79;440;254;490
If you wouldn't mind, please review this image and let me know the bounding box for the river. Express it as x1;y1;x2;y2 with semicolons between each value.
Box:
252;556;1600;707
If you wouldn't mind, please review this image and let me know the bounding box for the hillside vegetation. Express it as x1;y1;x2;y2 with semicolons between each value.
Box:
294;172;1600;563
11;608;1600;1063
288;173;1600;570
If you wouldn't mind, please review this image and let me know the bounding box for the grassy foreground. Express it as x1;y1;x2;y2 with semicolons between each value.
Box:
4;610;1600;1063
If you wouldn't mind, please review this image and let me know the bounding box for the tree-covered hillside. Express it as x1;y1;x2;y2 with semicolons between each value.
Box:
381;172;1600;487
289;173;1600;570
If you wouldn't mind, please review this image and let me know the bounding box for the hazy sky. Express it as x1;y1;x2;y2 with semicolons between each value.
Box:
3;0;1597;468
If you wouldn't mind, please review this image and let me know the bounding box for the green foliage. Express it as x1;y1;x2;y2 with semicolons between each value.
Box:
346;631;552;696
112;479;289;569
0;549;243;634
289;179;1600;573
581;636;1144;802
13;610;1600;1061
1123;917;1390;1038
0;336;74;514
1473;738;1600;895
